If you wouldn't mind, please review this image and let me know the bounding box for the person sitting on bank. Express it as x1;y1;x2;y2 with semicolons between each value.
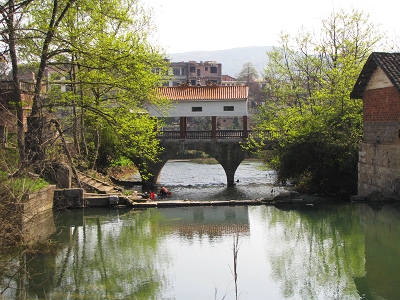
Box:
160;186;169;196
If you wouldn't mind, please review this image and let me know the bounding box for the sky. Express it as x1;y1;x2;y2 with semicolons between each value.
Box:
144;0;399;54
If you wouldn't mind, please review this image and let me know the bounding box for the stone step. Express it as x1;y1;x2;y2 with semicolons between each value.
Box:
77;172;121;195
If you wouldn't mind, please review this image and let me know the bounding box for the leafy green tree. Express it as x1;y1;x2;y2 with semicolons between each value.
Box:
50;0;168;172
250;9;382;197
0;0;35;163
1;0;168;173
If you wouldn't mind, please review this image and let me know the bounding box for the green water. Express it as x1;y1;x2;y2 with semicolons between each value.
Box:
2;203;400;299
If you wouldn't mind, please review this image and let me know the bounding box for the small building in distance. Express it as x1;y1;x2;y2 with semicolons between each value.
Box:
167;61;222;87
0;80;35;146
351;52;400;198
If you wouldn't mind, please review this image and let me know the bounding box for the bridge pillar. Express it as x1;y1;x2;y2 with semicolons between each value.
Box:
213;142;247;186
243;115;248;138
212;116;217;139
180;117;187;139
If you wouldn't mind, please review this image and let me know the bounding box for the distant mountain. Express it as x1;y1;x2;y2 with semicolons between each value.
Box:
169;46;273;78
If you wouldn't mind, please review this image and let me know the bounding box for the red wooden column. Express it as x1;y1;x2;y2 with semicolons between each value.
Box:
243;115;248;138
212;116;217;139
180;117;187;139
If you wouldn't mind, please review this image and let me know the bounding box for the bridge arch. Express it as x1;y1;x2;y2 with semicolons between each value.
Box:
141;139;249;187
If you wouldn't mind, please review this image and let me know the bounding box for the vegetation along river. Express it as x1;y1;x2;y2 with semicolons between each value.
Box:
2;160;400;299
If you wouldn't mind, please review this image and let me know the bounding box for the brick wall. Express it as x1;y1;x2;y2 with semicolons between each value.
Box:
363;87;400;143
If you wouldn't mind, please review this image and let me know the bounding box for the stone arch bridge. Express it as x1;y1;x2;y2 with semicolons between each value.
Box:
138;130;265;187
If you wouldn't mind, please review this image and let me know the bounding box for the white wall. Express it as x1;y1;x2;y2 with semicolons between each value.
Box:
366;66;394;90
146;100;248;117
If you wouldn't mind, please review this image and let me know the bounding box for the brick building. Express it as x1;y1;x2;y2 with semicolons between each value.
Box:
351;52;400;197
167;61;222;87
0;81;35;146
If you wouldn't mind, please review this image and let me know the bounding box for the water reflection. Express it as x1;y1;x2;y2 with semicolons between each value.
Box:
256;204;365;299
356;204;400;300
3;204;400;299
157;206;250;237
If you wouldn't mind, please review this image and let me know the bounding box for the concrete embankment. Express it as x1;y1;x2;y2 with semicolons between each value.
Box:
54;188;314;209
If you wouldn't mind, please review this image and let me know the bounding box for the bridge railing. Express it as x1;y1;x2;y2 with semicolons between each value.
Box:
156;130;267;139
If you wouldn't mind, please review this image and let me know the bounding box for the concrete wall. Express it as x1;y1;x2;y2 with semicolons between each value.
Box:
21;185;56;221
358;142;400;197
1;185;56;246
43;162;72;188
54;188;84;209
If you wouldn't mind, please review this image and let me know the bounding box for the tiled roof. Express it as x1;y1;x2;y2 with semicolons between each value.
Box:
351;52;400;99
156;85;248;101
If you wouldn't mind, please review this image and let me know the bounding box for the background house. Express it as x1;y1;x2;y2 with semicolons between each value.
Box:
167;61;222;87
0;81;35;146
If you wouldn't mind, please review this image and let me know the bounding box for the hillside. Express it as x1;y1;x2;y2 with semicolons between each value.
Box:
169;46;273;78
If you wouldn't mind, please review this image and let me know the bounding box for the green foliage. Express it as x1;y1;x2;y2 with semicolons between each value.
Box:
0;147;48;199
251;8;382;197
110;156;134;168
5;0;169;171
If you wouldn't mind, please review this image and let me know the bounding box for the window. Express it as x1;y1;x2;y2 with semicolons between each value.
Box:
205;67;208;71
191;79;197;86
210;66;217;73
223;106;234;111
173;68;181;75
190;66;195;73
197;69;201;76
192;107;202;112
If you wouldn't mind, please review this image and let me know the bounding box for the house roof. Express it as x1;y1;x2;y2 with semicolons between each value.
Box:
156;85;248;101
351;52;400;99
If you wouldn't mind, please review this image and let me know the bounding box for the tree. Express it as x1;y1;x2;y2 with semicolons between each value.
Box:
250;9;383;197
0;0;35;162
236;62;263;106
236;62;260;83
0;0;168;173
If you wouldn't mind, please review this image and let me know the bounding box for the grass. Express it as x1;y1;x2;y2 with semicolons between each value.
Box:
0;148;50;200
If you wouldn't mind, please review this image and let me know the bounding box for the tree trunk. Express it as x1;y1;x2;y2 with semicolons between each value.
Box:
6;0;25;163
26;0;76;164
90;127;100;170
51;119;82;188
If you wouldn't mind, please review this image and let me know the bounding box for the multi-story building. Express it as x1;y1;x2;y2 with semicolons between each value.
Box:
167;61;222;86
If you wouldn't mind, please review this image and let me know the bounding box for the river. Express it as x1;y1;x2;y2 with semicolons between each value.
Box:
1;160;400;299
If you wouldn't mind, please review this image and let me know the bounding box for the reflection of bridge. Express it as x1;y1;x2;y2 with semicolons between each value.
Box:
158;206;250;237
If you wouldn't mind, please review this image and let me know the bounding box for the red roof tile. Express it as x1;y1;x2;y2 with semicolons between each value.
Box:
156;86;248;101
